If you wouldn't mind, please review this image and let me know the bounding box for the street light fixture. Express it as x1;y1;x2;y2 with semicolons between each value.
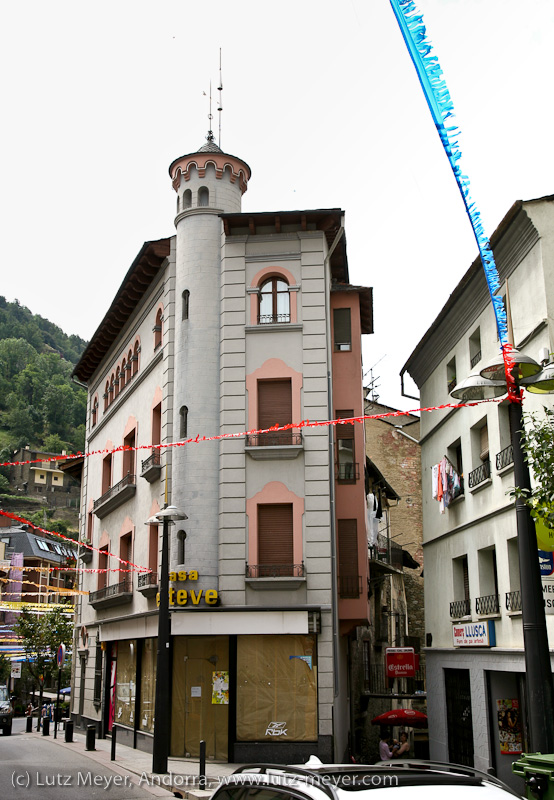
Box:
451;350;554;754
146;504;187;774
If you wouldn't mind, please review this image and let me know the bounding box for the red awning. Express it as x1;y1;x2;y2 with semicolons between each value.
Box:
371;709;428;728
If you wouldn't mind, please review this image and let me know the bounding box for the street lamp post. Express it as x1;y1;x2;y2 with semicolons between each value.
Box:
146;505;187;774
452;349;554;754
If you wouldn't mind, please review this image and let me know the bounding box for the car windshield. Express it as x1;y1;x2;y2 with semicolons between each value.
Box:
0;686;9;702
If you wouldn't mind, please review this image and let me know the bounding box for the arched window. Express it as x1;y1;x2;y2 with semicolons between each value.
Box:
176;195;180;213
183;189;192;209
127;349;133;379
179;405;188;438
104;382;109;411
109;375;115;404
120;358;126;390
115;366;120;398
198;186;209;207
154;308;163;350
182;289;190;321
92;396;99;427
259;277;291;324
132;341;139;376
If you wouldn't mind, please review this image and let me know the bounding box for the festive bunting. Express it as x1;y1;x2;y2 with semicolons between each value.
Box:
388;0;517;398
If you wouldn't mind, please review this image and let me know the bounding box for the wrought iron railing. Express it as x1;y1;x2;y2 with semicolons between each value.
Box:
246;563;305;578
369;534;403;570
89;578;131;604
336;463;360;481
338;574;362;598
506;590;522;612
93;473;135;512
138;572;158;589
468;460;491;488
450;599;471;618
141;449;160;473
496;444;514;471
246;431;302;447
257;313;290;324
470;350;482;369
476;593;500;615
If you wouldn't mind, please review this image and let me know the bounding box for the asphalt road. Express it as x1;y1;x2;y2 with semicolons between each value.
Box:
0;717;158;799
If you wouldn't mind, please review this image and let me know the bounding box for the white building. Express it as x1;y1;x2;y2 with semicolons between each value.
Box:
71;133;373;762
401;195;554;789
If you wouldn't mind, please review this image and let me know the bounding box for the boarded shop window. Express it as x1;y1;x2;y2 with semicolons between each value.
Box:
115;639;136;729
139;637;157;734
237;634;317;741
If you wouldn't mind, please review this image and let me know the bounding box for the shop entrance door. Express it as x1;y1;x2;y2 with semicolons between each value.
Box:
171;636;229;760
445;668;474;766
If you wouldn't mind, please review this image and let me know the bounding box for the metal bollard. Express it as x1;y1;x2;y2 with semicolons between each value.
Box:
26;716;33;733
65;719;74;743
42;717;50;736
85;724;96;751
111;724;117;761
199;739;206;790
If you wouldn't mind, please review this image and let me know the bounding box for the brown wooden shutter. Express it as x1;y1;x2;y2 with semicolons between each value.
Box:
258;379;292;444
258;504;293;571
338;519;359;597
462;555;470;603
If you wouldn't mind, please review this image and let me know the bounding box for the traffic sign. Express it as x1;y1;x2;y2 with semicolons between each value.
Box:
57;643;66;668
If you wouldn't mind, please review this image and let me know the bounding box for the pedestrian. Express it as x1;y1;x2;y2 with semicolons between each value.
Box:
379;728;398;760
26;702;33;717
394;731;410;758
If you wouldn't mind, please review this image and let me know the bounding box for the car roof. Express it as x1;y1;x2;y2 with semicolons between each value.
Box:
213;761;521;800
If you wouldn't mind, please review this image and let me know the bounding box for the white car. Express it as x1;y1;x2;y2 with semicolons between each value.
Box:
209;758;523;800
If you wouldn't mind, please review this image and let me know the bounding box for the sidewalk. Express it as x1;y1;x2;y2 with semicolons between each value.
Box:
25;722;243;798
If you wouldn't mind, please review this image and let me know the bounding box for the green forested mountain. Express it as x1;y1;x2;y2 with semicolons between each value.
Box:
0;297;88;458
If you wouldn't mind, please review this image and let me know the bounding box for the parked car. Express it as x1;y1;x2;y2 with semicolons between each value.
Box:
0;685;14;735
209;758;522;800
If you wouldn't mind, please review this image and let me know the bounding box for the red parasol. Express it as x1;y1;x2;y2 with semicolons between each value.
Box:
371;709;428;728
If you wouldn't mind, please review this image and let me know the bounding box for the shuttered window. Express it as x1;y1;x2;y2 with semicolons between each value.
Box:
338;519;360;597
480;424;489;461
333;308;351;351
258;504;293;575
336;410;356;481
258;379;292;444
462;555;470;603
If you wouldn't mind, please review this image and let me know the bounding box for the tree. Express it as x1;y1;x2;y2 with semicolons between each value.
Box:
13;607;73;711
517;407;554;529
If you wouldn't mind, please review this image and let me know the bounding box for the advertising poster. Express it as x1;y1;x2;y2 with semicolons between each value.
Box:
497;699;523;755
212;671;229;704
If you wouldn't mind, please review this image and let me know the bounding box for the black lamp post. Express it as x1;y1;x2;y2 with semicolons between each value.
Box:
146;504;187;774
452;347;554;754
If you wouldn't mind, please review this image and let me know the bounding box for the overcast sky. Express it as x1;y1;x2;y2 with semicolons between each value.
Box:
1;0;553;411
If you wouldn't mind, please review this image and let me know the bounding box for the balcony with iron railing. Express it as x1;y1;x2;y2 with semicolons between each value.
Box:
141;448;162;483
476;593;500;616
336;463;360;483
369;534;403;571
496;444;514;472
89;578;132;609
506;590;522;612
245;562;306;590
450;599;471;618
257;313;291;325
470;350;482;369
468;460;491;490
93;473;136;518
137;571;158;598
245;430;303;460
338;574;362;599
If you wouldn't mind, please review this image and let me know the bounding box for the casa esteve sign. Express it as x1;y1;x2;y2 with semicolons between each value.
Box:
156;569;219;607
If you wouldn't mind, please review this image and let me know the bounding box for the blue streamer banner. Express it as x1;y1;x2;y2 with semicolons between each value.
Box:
389;0;516;388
